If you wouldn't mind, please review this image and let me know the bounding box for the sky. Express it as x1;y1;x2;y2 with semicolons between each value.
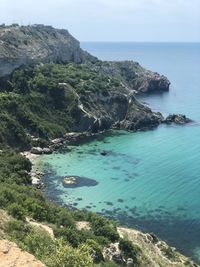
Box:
0;0;199;42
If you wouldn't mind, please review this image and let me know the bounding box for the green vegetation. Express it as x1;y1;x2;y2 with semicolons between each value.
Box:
0;64;122;265
0;63;121;149
0;63;190;266
119;239;141;262
7;221;94;267
162;246;178;261
0;149;122;266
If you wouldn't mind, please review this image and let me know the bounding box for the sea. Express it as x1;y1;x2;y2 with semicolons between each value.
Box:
38;42;200;262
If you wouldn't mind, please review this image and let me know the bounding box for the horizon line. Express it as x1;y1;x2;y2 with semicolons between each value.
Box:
81;41;200;43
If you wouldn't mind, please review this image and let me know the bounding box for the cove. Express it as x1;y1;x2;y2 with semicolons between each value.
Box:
37;42;200;262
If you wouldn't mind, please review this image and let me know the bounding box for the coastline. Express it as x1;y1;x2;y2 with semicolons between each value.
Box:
21;130;111;188
21;130;199;266
21;151;44;188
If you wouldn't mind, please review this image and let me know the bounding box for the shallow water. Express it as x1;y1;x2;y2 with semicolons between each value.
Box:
38;42;200;262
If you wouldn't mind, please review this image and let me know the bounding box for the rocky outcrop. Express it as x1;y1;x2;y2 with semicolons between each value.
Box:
72;90;163;133
163;114;192;124
0;240;46;267
0;24;97;76
91;61;170;93
118;227;198;267
31;147;52;155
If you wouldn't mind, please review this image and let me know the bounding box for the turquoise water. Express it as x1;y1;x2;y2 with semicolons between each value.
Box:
39;43;200;262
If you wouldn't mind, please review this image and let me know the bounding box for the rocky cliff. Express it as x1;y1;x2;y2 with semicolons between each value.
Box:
0;24;97;77
0;24;169;94
72;85;163;133
92;61;170;93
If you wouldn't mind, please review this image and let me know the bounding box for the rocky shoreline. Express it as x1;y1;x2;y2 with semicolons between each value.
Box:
22;131;107;188
23;113;192;188
29;113;192;155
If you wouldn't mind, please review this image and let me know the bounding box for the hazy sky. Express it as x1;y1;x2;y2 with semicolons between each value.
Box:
1;0;199;42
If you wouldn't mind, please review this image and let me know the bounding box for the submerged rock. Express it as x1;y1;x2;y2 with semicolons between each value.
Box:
100;151;108;156
62;175;98;188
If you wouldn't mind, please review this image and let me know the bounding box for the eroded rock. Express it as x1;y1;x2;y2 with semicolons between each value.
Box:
164;114;192;125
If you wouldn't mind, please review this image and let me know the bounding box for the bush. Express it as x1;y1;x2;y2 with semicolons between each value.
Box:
89;214;119;242
56;209;75;227
47;239;93;267
119;238;141;260
22;228;54;259
162;246;177;260
7;203;26;221
7;219;31;241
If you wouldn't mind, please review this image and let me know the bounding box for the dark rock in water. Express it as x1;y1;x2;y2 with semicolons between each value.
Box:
62;175;98;188
113;166;121;170
117;198;124;203
85;205;92;209
100;150;108;156
105;201;113;206
163;114;193;125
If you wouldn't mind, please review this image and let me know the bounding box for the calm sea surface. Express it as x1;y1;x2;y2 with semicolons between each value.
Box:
38;42;200;262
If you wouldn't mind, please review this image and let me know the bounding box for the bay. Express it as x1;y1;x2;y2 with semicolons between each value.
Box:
38;42;200;262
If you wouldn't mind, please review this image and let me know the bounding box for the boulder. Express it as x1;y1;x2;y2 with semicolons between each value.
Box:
42;148;52;154
100;151;107;156
31;147;52;154
126;258;134;266
31;147;43;154
164;114;192;125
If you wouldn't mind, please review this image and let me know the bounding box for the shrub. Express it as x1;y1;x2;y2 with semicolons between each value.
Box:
119;238;141;260
46;239;93;267
7;203;26;221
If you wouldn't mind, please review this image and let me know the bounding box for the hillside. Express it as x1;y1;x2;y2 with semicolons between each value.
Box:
0;207;197;267
0;24;195;267
0;62;168;150
0;24;169;93
0;239;46;267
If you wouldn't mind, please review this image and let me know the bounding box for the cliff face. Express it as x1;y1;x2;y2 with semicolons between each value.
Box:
92;61;170;93
0;24;97;77
73;89;163;133
0;24;169;94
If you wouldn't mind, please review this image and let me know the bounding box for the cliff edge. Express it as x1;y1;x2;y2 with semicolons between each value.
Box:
0;24;97;77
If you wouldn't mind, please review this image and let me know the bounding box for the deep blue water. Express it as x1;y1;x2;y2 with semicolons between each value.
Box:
38;42;200;262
